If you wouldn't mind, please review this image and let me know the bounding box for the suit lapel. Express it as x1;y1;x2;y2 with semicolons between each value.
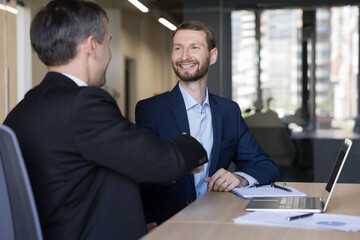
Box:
170;84;194;185
170;87;223;177
170;84;190;134
209;94;223;176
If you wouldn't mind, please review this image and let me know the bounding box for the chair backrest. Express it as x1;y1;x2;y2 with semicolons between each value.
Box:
0;124;43;240
247;127;296;166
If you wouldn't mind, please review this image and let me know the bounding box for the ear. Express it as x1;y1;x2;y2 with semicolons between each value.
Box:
209;48;218;65
82;35;97;58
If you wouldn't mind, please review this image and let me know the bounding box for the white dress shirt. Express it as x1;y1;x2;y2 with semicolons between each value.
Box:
62;73;87;87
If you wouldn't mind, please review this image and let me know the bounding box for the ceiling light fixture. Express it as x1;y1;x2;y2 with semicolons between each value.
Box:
128;0;149;13
0;3;18;14
158;17;176;31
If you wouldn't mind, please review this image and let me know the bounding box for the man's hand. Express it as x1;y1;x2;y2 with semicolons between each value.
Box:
191;165;204;174
203;168;249;192
146;222;158;232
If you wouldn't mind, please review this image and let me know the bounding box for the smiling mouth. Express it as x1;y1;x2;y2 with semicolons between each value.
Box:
179;63;196;69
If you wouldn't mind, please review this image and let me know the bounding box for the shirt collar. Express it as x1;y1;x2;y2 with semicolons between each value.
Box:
178;82;209;110
61;73;87;87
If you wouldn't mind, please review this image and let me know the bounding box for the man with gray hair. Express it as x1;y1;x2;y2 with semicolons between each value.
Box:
4;1;207;239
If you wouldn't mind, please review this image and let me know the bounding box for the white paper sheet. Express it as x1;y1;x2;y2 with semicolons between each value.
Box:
233;211;360;232
231;185;307;199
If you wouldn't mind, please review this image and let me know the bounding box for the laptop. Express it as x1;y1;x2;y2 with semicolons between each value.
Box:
245;138;353;213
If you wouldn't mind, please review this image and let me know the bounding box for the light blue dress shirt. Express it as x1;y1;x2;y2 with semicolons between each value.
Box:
179;83;258;198
179;83;212;198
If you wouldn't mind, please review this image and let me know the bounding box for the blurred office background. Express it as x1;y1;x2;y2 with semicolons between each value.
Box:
1;0;360;183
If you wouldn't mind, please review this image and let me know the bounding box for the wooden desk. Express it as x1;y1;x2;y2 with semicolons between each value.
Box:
141;183;360;240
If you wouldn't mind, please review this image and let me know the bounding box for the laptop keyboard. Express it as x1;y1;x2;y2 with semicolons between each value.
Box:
279;197;309;209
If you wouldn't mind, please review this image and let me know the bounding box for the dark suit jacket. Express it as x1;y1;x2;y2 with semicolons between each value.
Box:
135;83;279;224
4;73;207;240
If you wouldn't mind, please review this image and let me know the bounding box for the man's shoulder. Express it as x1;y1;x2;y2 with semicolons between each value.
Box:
80;86;113;97
137;91;172;106
210;93;239;109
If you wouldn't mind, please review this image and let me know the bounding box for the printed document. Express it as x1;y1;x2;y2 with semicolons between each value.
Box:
233;211;360;232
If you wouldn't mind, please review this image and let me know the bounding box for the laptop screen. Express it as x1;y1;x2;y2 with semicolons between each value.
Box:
322;138;352;210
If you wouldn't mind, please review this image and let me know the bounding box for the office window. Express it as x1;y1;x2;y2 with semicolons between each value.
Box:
231;11;258;111
231;9;302;118
320;6;358;130
231;6;359;131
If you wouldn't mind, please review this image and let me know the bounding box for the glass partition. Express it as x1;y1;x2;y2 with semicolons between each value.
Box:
232;9;303;122
232;6;359;132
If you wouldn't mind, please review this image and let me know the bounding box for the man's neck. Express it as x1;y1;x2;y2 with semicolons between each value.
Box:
179;78;207;106
48;57;89;85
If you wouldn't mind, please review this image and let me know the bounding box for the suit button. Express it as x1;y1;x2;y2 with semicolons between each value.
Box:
186;199;192;205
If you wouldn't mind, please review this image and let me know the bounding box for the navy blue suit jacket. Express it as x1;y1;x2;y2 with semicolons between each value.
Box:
135;83;279;224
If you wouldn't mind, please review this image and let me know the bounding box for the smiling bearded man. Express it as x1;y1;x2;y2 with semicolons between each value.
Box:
135;20;279;228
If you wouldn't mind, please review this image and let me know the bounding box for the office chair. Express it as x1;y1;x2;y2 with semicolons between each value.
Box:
244;112;299;181
0;124;43;240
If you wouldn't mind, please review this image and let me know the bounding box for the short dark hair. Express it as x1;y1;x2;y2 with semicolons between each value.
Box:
30;0;108;66
172;20;216;51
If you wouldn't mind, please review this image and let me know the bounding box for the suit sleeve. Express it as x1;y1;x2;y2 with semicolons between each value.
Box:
135;99;157;133
71;87;207;183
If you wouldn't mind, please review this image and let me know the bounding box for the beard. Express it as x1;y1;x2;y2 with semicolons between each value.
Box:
172;56;210;82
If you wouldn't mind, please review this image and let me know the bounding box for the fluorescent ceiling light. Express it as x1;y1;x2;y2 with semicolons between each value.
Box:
0;3;18;14
128;0;149;13
158;18;176;31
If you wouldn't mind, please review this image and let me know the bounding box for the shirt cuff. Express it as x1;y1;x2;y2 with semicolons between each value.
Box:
234;171;258;188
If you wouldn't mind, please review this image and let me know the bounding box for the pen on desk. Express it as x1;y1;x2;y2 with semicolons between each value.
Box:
286;213;314;221
271;183;292;192
250;183;267;188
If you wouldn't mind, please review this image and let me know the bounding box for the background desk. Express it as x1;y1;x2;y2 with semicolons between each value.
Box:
291;130;360;183
141;182;360;240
